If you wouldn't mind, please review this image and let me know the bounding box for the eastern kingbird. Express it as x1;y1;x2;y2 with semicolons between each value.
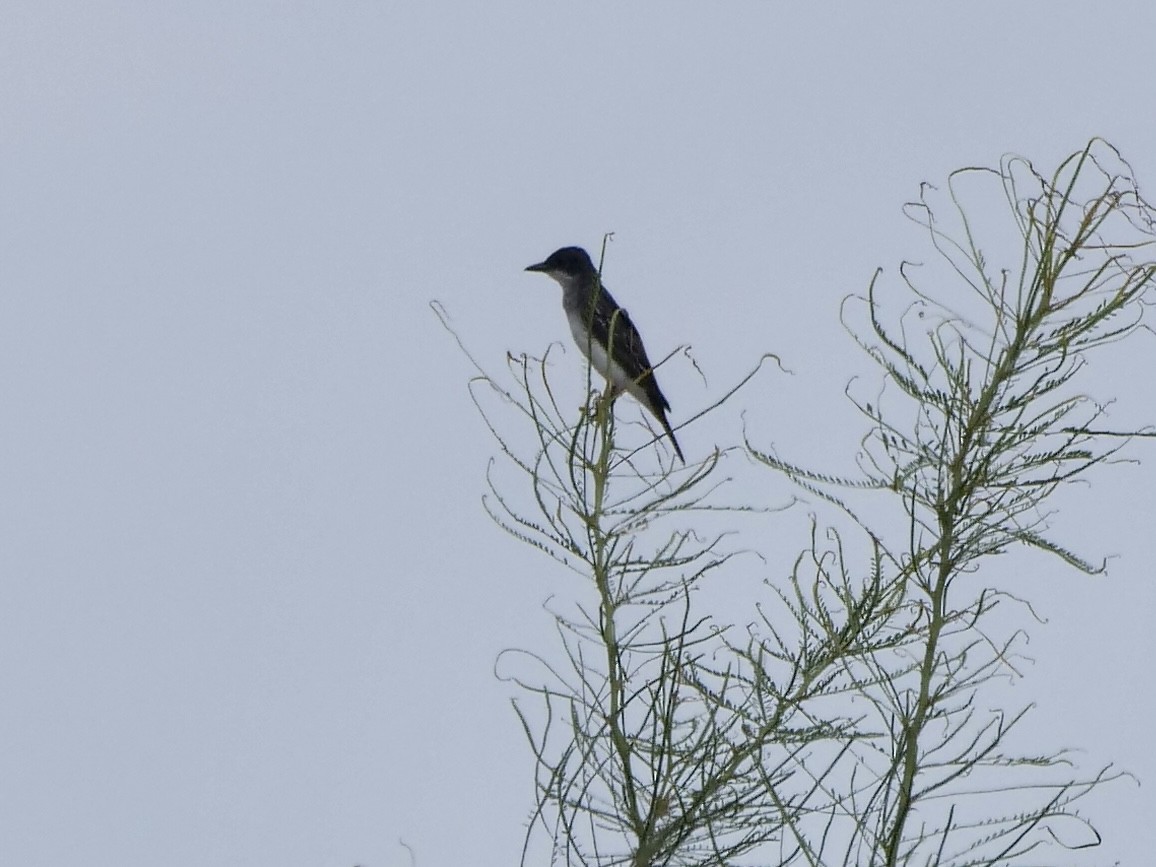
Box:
525;246;685;464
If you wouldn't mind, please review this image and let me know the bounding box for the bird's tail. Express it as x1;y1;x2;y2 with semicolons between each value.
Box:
658;411;686;464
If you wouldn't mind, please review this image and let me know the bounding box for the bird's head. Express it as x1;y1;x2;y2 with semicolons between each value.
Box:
525;246;597;285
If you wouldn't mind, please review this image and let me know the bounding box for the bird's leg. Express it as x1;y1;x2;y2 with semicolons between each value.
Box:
586;385;622;419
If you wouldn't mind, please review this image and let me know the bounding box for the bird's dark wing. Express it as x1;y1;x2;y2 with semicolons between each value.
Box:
586;285;670;412
583;283;684;463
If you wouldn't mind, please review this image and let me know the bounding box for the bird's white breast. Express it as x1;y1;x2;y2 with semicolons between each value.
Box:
566;308;642;399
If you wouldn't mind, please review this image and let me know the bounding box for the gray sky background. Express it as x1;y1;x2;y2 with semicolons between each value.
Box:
2;2;1154;865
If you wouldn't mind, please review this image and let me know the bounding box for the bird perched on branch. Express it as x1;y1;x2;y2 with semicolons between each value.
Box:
525;246;685;463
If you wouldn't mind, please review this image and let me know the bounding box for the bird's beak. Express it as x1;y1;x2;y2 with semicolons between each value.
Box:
525;261;549;273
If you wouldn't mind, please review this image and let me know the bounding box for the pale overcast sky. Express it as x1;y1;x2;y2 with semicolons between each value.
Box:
2;2;1154;865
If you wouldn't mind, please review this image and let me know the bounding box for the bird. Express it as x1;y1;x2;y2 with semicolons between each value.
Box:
525;246;685;463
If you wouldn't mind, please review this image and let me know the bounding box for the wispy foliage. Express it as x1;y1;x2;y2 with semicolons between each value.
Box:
751;139;1155;865
444;139;1155;867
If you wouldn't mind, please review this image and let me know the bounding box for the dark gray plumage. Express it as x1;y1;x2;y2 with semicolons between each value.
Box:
525;246;685;463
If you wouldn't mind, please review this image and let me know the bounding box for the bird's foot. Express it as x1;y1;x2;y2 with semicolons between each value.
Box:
586;392;619;420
